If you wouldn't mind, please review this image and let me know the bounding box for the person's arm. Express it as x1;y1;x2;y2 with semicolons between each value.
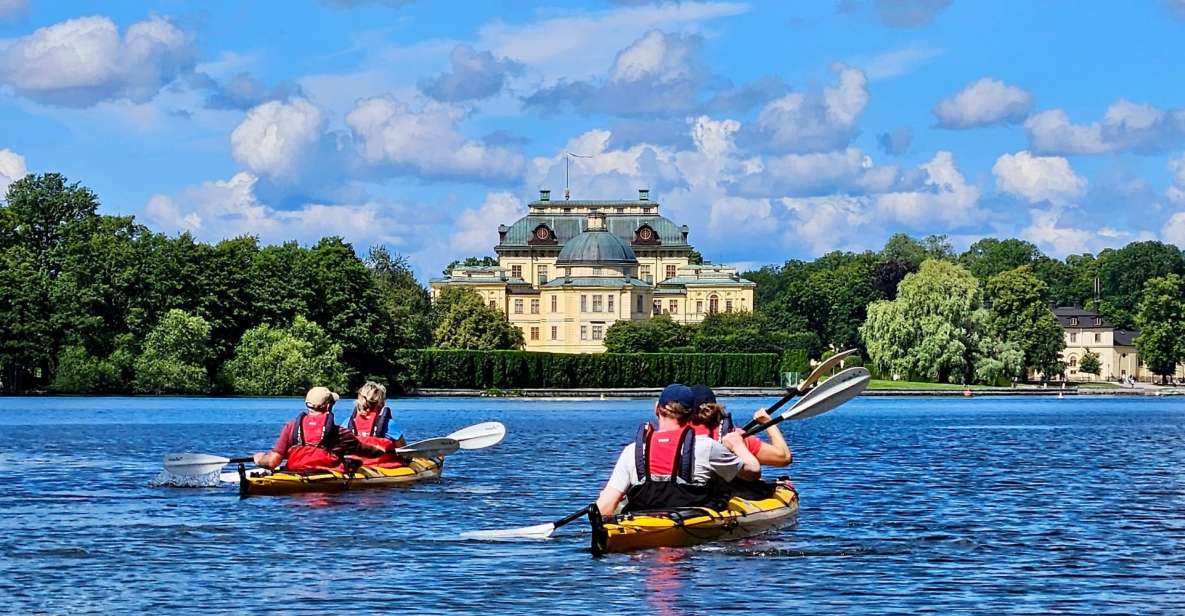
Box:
253;451;282;469
749;408;792;467
596;486;626;517
256;422;294;469
597;447;634;516
336;427;386;458
721;432;761;480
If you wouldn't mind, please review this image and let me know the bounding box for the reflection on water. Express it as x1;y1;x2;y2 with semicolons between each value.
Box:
1;395;1184;613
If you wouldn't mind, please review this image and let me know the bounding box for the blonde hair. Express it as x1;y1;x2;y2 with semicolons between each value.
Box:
355;381;387;414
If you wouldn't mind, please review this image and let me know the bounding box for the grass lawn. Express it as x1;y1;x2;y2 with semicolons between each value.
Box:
868;379;991;390
1075;382;1125;389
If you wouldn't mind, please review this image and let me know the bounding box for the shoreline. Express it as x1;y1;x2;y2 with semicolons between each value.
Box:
409;386;1159;398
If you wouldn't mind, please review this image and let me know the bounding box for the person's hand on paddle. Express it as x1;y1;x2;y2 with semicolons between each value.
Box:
751;408;773;425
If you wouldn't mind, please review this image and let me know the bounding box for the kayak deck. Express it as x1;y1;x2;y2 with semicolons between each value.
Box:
592;481;799;554
238;457;443;497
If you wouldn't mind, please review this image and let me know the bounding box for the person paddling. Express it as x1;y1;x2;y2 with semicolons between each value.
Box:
689;384;792;468
595;384;761;516
344;381;407;468
252;386;387;472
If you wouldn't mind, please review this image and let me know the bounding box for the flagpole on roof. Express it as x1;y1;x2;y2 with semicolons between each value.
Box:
565;152;592;201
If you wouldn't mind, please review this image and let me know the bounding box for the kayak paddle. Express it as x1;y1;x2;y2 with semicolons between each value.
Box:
740;349;856;432
461;504;593;540
743;367;870;437
394;437;460;458
164;453;254;478
446;421;506;449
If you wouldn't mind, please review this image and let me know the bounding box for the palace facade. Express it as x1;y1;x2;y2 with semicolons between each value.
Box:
430;190;756;353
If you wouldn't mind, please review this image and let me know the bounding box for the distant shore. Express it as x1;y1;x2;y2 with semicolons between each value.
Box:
409;386;1162;398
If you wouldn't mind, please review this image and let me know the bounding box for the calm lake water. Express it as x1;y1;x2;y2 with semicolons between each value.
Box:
1;395;1183;614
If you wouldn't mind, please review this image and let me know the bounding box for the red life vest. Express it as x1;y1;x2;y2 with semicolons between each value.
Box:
285;411;342;471
623;423;723;513
345;407;403;468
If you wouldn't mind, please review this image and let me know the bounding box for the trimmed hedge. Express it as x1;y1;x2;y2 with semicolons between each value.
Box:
396;350;780;389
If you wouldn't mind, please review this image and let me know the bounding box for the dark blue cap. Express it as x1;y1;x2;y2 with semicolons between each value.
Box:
690;384;716;408
658;383;694;408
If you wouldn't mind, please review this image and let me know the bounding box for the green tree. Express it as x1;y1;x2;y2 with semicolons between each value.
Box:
984;266;1064;377
369;246;433;349
861;259;983;383
604;315;690;352
959;238;1040;282
223;316;350;395
50;345;122;393
1095;241;1185;328
1134;274;1185;383
432;288;524;350
442;255;498;275
2;173;99;270
1078;350;1101;377
880;233;954;268
0;246;53;391
691;311;791;354
133;309;212;394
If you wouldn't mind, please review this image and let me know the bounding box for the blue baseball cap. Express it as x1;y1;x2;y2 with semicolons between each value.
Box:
690;384;716;408
658;383;694;408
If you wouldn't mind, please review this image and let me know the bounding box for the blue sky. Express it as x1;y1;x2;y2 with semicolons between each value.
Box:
2;0;1185;277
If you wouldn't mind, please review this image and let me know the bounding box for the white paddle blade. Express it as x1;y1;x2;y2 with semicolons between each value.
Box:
461;522;556;540
799;349;856;390
395;437;461;458
163;453;232;477
447;421;507;450
785;366;870;421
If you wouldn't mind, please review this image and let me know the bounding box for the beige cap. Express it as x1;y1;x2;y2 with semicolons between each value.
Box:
304;386;340;408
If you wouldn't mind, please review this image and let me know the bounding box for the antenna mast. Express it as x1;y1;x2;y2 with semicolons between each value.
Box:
564;152;592;200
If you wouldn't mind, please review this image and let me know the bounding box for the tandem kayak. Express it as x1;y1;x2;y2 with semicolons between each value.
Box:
589;481;799;555
237;457;443;497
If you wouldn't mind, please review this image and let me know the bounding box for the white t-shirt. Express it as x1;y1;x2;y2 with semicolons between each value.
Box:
605;434;744;493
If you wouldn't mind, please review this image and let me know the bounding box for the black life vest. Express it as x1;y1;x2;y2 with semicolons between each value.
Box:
719;411;735;439
623;423;727;513
347;406;391;438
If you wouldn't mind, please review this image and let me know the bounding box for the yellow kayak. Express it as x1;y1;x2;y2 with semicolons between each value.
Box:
237;458;443;497
590;482;799;555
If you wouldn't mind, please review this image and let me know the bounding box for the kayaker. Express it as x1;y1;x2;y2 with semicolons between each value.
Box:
594;384;761;516
252;386;387;472
344;381;407;468
689;384;792;467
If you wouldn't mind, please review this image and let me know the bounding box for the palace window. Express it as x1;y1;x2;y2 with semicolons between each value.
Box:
511;265;522;279
530;299;540;314
592;295;603;312
1094;333;1100;343
551;326;558;340
641;265;652;283
665;264;676;280
669;300;678;314
1095;317;1101;326
581;295;588;312
709;294;720;314
489;300;497;310
592;324;604;340
608;295;615;313
581;325;588;341
1070;317;1078;326
726;300;733;313
538;265;548;285
514;299;524;314
653;299;662;314
530;327;539;341
1069;332;1077;343
696;300;703;313
1069;356;1078;367
550;295;558;312
636;295;644;313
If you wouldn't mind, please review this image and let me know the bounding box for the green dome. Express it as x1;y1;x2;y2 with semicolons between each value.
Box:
556;230;638;265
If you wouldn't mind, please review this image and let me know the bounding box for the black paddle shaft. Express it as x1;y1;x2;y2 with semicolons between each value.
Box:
740;390;797;432
742;413;790;438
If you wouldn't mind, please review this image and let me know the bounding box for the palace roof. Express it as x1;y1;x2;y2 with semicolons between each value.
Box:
556;230;638;265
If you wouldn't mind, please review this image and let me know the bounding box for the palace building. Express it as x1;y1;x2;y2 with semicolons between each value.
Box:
430;189;756;353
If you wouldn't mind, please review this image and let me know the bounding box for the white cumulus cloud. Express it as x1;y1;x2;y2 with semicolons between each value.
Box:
0;148;28;196
1025;100;1185;155
230;97;329;185
992;150;1086;205
747;65;868;153
450;192;527;254
0;15;196;107
933;77;1032;129
346;97;525;183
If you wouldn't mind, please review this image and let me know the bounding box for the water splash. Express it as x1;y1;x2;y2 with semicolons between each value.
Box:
149;469;223;488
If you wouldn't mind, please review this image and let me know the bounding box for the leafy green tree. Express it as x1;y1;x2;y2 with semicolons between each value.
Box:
871;258;915;300
0;246;54;391
248;241;314;327
1078;350;1101;377
861;259;983;383
442;255;498;275
50;346;122;393
974;340;1026;385
691;311;791;354
880;234;954;268
984;266;1064;377
959;238;1040;282
2;173;99;270
432;288;524;350
1134;274;1185;383
369;246;433;349
133;309;212;394
223;316;350;395
604;315;689;352
1095;241;1185;328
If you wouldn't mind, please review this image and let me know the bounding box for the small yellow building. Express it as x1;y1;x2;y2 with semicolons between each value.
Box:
430;190;756;352
1056;306;1141;381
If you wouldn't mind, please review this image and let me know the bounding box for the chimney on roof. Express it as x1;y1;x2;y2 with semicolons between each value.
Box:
638;188;650;201
539;189;550;202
